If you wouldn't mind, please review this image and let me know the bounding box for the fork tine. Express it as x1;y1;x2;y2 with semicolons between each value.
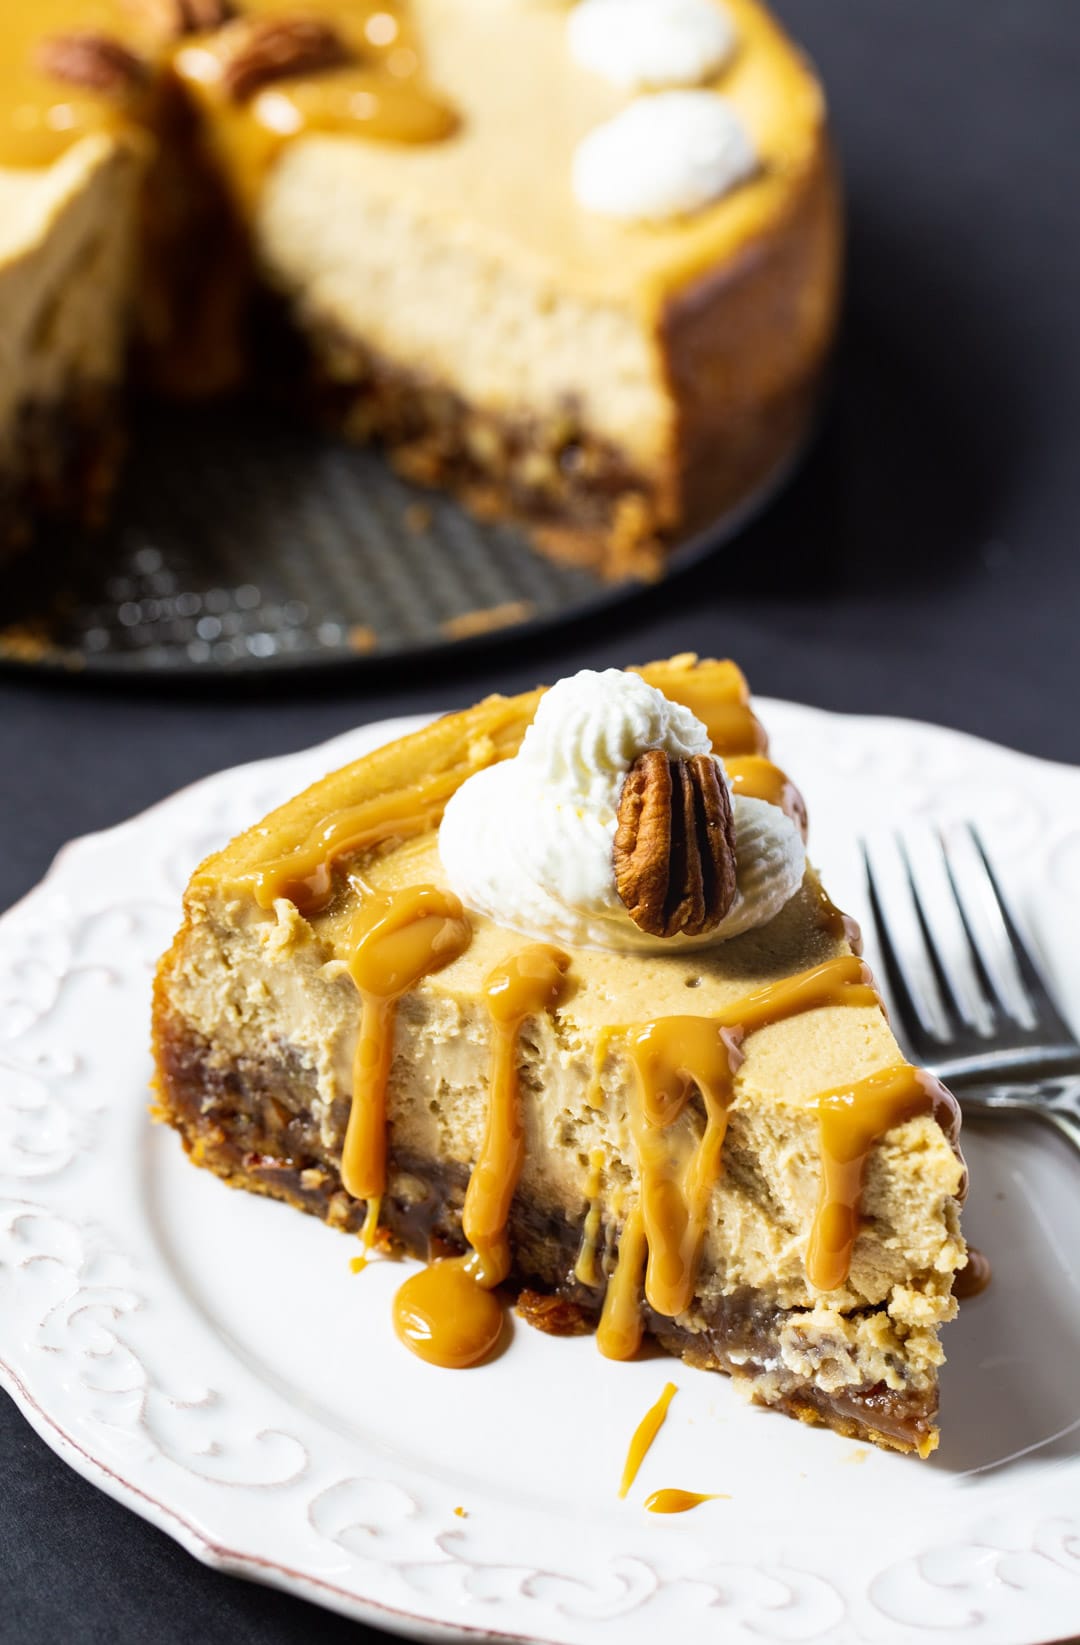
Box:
932;827;1008;1029
860;842;944;1059
965;824;1076;1041
895;833;987;1035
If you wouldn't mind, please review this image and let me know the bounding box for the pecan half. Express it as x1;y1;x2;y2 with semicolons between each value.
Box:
614;750;738;939
36;31;148;96
135;0;239;39
213;15;351;102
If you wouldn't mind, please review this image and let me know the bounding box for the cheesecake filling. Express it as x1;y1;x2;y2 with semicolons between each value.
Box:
439;667;805;952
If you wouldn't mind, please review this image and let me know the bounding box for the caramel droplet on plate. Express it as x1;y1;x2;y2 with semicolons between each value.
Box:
644;1488;727;1514
392;1257;504;1369
618;1381;677;1498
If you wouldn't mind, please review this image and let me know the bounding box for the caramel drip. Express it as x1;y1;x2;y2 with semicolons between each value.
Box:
953;1247;992;1299
0;1;130;169
574;1147;606;1287
644;1489;726;1514
242;63;456;146
622;956;880;1323
632;661;766;756
806;1065;958;1292
597;1204;648;1361
713;954;879;1037
392;1256;504;1368
618;1381;677;1499
342;885;471;1202
349;1193;383;1272
625;1017;735;1320
724;755;808;839
173;3;456;211
391;943;568;1369
252;769;476;913
0;0;455;172
464;945;570;1287
813;880;864;956
696;700;766;758
585;1029;616;1110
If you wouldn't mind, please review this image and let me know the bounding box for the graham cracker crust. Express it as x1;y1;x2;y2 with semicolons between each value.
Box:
152;1015;939;1457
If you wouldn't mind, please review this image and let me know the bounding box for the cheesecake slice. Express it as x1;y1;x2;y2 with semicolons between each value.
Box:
152;656;967;1457
1;0;839;574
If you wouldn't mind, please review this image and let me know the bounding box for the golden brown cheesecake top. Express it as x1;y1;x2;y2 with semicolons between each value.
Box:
0;0;829;312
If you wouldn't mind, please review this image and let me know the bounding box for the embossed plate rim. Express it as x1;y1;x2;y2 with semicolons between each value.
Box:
2;699;1080;1645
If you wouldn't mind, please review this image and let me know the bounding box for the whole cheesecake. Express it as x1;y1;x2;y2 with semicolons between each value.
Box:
152;657;967;1457
0;0;840;574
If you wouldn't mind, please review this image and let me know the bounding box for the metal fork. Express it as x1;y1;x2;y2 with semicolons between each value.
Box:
861;824;1080;1155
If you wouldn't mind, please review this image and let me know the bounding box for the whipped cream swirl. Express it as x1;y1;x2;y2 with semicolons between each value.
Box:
438;669;805;954
568;0;738;91
571;92;757;223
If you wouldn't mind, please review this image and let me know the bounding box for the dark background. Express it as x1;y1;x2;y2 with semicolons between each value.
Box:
4;3;1080;1640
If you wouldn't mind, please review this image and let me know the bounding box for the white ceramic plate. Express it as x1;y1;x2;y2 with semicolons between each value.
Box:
3;701;1080;1645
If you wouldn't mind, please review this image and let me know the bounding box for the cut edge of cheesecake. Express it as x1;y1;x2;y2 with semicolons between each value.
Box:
150;656;966;1458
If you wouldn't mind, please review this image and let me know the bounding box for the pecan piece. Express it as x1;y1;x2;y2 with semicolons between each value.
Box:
213;15;351;102
135;0;239;39
516;1290;594;1337
614;749;738;939
36;31;148;96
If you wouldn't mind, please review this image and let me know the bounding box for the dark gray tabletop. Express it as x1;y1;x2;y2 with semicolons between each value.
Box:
4;3;1080;1641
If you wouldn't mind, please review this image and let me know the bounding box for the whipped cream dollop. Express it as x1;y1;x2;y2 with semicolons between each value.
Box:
571;91;756;222
568;0;738;91
438;669;805;954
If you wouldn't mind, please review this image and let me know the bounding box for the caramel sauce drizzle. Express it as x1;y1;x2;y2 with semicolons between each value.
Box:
0;0;455;172
724;754;808;839
632;664;767;758
613;957;880;1332
252;768;480;913
806;1064;958;1291
573;1146;606;1287
173;1;456;211
463;945;570;1288
645;1489;727;1513
597;955;962;1348
618;1381;677;1499
625;1016;736;1321
392;944;569;1369
342;884;471;1202
813;880;864;955
597;1204;648;1360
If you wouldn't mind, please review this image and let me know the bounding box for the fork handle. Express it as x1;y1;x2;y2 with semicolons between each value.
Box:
961;1075;1080;1159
